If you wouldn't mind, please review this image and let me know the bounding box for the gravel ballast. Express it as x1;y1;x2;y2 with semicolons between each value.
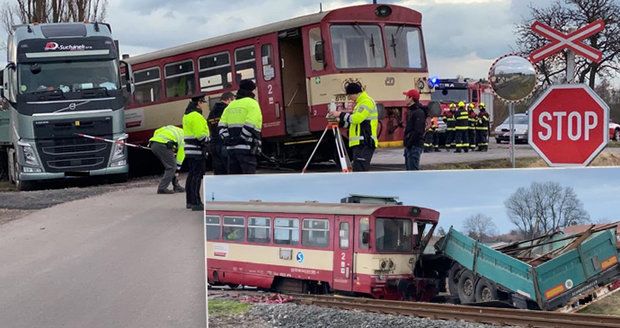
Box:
210;302;516;328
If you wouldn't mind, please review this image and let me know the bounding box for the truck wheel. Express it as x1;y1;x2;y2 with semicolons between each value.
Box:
475;278;498;302
614;129;620;141
447;264;462;296
457;270;477;304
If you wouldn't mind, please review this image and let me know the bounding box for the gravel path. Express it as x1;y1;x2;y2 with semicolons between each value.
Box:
0;176;160;211
210;303;516;328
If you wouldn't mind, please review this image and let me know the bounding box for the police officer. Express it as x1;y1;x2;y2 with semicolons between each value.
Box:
149;125;185;194
331;82;378;171
183;93;210;211
468;103;477;151
454;101;470;153
207;92;235;175
476;103;490;151
219;79;262;174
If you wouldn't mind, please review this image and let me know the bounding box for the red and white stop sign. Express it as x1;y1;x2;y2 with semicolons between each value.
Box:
529;84;609;166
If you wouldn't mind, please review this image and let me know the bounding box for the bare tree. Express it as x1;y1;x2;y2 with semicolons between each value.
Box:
463;214;497;242
515;0;620;88
505;181;590;239
1;0;108;37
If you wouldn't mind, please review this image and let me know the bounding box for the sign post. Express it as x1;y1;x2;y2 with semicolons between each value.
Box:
526;20;608;166
528;85;609;166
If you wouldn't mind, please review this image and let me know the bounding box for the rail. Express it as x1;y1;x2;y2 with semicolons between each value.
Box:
291;294;620;328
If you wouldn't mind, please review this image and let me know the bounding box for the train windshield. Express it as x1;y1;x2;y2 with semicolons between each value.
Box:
330;24;386;69
384;25;424;69
375;218;413;252
18;59;120;96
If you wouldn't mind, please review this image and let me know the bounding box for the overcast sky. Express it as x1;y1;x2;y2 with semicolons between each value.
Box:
205;167;620;234
103;0;555;81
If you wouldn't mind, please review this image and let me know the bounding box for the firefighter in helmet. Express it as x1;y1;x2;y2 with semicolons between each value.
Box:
443;103;457;150
454;101;469;153
468;103;477;151
476;103;490;151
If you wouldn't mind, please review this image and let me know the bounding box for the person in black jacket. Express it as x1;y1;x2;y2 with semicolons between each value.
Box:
207;92;235;175
403;89;427;170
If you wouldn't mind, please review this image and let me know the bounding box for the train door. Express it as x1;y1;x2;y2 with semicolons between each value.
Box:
332;215;354;291
253;36;286;138
278;29;310;136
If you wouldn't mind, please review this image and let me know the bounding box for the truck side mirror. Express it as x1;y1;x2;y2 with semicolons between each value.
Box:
119;60;135;96
0;69;4;99
314;41;324;62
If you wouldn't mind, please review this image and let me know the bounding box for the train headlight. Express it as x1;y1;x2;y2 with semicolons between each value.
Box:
417;79;426;91
375;5;392;17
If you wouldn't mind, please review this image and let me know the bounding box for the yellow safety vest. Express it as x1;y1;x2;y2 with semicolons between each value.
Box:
149;125;185;165
341;92;378;148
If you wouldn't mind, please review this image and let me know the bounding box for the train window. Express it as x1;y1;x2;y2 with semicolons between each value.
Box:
248;217;271;243
134;67;161;104
384;25;424;69
261;44;275;81
309;27;324;71
274;218;299;245
302;219;329;248
205;216;221;240
359;217;369;249
223;216;245;241
330;24;385;69
234;46;256;83
375;218;413;252
199;52;232;92
339;222;350;249
164;60;195;98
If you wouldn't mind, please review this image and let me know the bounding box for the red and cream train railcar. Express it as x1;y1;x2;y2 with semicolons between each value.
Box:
205;201;439;300
124;4;432;162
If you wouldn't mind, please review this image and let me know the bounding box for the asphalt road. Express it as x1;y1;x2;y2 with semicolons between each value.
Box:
0;187;205;328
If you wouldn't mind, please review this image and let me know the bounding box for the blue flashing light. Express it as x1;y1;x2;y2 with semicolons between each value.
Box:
428;76;440;88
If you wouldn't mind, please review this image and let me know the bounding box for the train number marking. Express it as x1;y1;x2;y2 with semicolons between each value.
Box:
267;84;273;95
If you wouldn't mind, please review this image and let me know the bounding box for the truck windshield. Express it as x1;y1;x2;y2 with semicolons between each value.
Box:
330;24;385;69
375;218;413;252
18;60;120;95
384;25;424;69
431;88;469;102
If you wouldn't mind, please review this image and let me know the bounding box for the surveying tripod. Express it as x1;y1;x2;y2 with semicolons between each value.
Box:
302;119;352;174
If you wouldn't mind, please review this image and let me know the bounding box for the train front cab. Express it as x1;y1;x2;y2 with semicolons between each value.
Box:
204;202;439;300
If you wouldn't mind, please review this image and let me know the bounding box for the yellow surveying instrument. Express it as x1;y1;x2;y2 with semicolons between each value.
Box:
302;102;352;174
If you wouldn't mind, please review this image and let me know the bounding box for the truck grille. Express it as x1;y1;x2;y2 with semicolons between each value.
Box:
34;117;113;173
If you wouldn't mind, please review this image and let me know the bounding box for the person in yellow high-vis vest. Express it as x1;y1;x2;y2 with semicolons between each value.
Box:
149;125;185;194
183;93;210;211
331;82;378;171
219;79;262;174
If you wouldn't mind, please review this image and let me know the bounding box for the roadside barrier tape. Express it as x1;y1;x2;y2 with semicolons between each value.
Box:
74;133;152;151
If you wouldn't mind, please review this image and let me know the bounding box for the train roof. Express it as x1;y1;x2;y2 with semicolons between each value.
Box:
125;4;423;65
206;201;439;219
125;10;328;65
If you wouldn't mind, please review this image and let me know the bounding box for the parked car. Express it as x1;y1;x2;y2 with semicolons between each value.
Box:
610;122;620;141
493;113;529;144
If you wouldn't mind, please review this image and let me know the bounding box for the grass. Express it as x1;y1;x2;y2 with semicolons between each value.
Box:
579;292;620;316
423;150;620;171
607;141;620;148
208;299;251;317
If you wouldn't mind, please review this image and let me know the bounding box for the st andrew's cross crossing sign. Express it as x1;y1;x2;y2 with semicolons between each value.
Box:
528;84;609;166
529;19;605;63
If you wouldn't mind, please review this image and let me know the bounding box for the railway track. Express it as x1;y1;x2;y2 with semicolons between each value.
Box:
292;294;620;328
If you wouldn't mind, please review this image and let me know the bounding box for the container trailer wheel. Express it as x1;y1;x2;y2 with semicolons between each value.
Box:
457;270;476;304
475;278;498;302
447;263;462;296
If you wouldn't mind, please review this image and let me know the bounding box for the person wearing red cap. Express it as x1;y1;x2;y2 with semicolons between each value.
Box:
403;89;427;170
